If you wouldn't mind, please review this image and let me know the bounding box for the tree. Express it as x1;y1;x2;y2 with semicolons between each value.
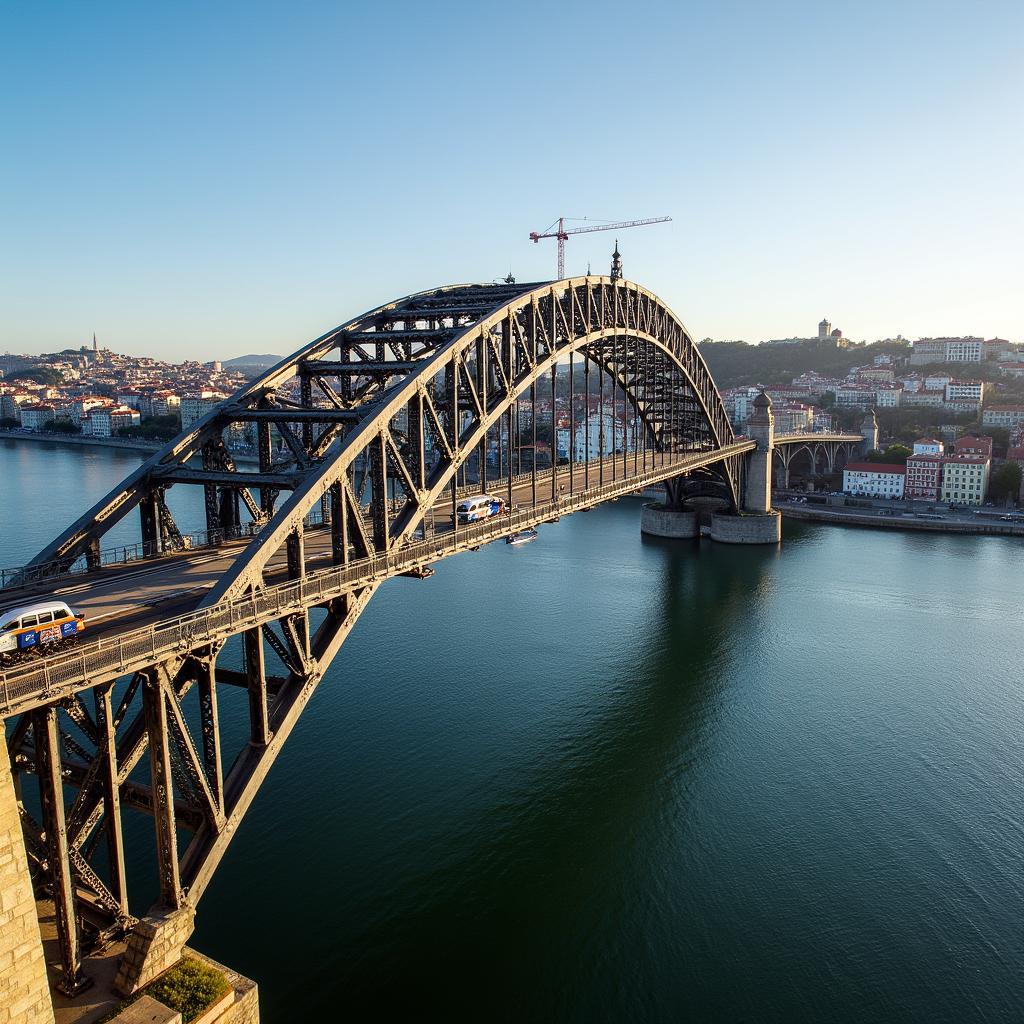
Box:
48;418;81;434
116;414;182;441
865;443;912;465
989;462;1022;502
12;367;63;386
881;443;912;465
0;416;18;430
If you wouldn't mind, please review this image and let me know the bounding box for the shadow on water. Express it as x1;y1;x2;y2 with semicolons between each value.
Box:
263;533;780;1022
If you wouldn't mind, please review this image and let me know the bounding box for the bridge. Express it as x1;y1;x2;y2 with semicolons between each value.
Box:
0;277;865;1014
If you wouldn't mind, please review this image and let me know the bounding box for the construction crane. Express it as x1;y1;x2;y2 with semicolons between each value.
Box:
529;216;672;279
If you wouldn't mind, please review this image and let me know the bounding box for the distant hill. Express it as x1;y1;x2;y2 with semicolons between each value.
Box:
698;337;910;389
222;353;283;368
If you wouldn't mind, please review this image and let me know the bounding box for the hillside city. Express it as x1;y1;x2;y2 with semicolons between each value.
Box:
2;319;1023;506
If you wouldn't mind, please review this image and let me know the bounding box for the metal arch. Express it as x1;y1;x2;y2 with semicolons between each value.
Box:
197;278;739;603
5;277;753;991
23;280;548;573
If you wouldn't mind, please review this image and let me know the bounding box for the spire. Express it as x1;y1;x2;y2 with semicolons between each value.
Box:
93;332;98;353
610;240;623;281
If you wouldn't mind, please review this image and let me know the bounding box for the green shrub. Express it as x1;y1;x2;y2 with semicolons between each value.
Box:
97;956;230;1024
146;956;230;1023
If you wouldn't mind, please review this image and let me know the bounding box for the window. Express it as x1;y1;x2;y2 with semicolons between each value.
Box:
21;615;38;628
37;611;53;624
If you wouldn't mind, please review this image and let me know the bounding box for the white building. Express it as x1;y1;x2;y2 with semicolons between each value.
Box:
875;387;901;408
912;437;943;456
944;381;984;404
18;404;55;431
773;403;814;433
555;428;571;462
843;462;906;499
86;405;140;437
910;337;984;365
982;406;1024;430
835;385;875;408
902;390;944;409
150;392;181;418
181;392;229;432
573;412;625;460
943;338;984;363
67;397;109;421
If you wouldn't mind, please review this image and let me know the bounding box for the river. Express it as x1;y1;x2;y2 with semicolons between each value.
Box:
2;438;1024;1022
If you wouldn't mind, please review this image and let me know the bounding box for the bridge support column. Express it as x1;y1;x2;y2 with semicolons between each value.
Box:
640;503;699;538
713;391;781;544
0;747;56;1024
743;392;773;515
710;510;780;544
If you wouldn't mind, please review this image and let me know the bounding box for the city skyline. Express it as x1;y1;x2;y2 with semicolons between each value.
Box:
3;1;1022;359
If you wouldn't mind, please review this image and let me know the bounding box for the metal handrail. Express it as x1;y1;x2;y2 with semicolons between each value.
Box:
0;442;754;716
0;453;656;592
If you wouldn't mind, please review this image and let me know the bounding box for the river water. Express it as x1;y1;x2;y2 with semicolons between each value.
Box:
3;438;1024;1023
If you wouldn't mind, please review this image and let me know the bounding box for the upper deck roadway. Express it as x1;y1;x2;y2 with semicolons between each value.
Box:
0;444;765;716
0;432;862;720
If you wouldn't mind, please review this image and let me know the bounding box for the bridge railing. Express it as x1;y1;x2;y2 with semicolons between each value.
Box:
0;453;661;592
0;442;754;716
0;524;268;591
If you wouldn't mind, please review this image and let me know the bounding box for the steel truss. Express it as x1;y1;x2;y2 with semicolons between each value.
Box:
7;277;746;988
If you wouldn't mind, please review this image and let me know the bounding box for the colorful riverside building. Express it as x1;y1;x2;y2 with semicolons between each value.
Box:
843;462;906;499
906;454;944;499
939;456;989;506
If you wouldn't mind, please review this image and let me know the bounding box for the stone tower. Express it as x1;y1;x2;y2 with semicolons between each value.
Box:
744;391;775;514
859;409;879;455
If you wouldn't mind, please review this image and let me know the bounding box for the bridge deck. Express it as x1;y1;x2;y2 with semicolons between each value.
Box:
0;442;758;716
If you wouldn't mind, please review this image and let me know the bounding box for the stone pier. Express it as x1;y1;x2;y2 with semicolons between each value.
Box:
640;504;699;538
1;745;259;1024
0;750;55;1024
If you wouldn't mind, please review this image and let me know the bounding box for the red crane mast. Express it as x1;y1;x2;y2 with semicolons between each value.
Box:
529;216;671;278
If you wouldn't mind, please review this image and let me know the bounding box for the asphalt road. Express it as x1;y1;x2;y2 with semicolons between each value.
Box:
1;454;660;648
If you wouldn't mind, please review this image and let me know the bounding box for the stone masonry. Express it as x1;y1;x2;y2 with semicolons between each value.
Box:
0;749;55;1024
113;906;196;997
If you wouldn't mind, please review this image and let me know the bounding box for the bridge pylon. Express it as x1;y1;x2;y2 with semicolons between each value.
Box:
710;390;782;543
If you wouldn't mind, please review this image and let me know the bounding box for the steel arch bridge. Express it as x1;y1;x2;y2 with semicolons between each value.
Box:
0;277;859;995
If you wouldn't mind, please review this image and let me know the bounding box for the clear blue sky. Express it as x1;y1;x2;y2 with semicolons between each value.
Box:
2;0;1022;360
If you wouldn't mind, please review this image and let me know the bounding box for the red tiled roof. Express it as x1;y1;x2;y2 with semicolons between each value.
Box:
845;463;906;474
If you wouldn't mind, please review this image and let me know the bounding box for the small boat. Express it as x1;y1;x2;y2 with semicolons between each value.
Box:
506;529;538;546
399;565;435;579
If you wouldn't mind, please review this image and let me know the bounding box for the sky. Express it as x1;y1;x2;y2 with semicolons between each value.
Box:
1;0;1022;361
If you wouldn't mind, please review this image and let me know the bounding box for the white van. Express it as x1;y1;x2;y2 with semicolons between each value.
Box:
0;600;86;656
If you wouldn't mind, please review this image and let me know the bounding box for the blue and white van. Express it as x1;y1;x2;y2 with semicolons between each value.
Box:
0;600;86;656
455;494;508;525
